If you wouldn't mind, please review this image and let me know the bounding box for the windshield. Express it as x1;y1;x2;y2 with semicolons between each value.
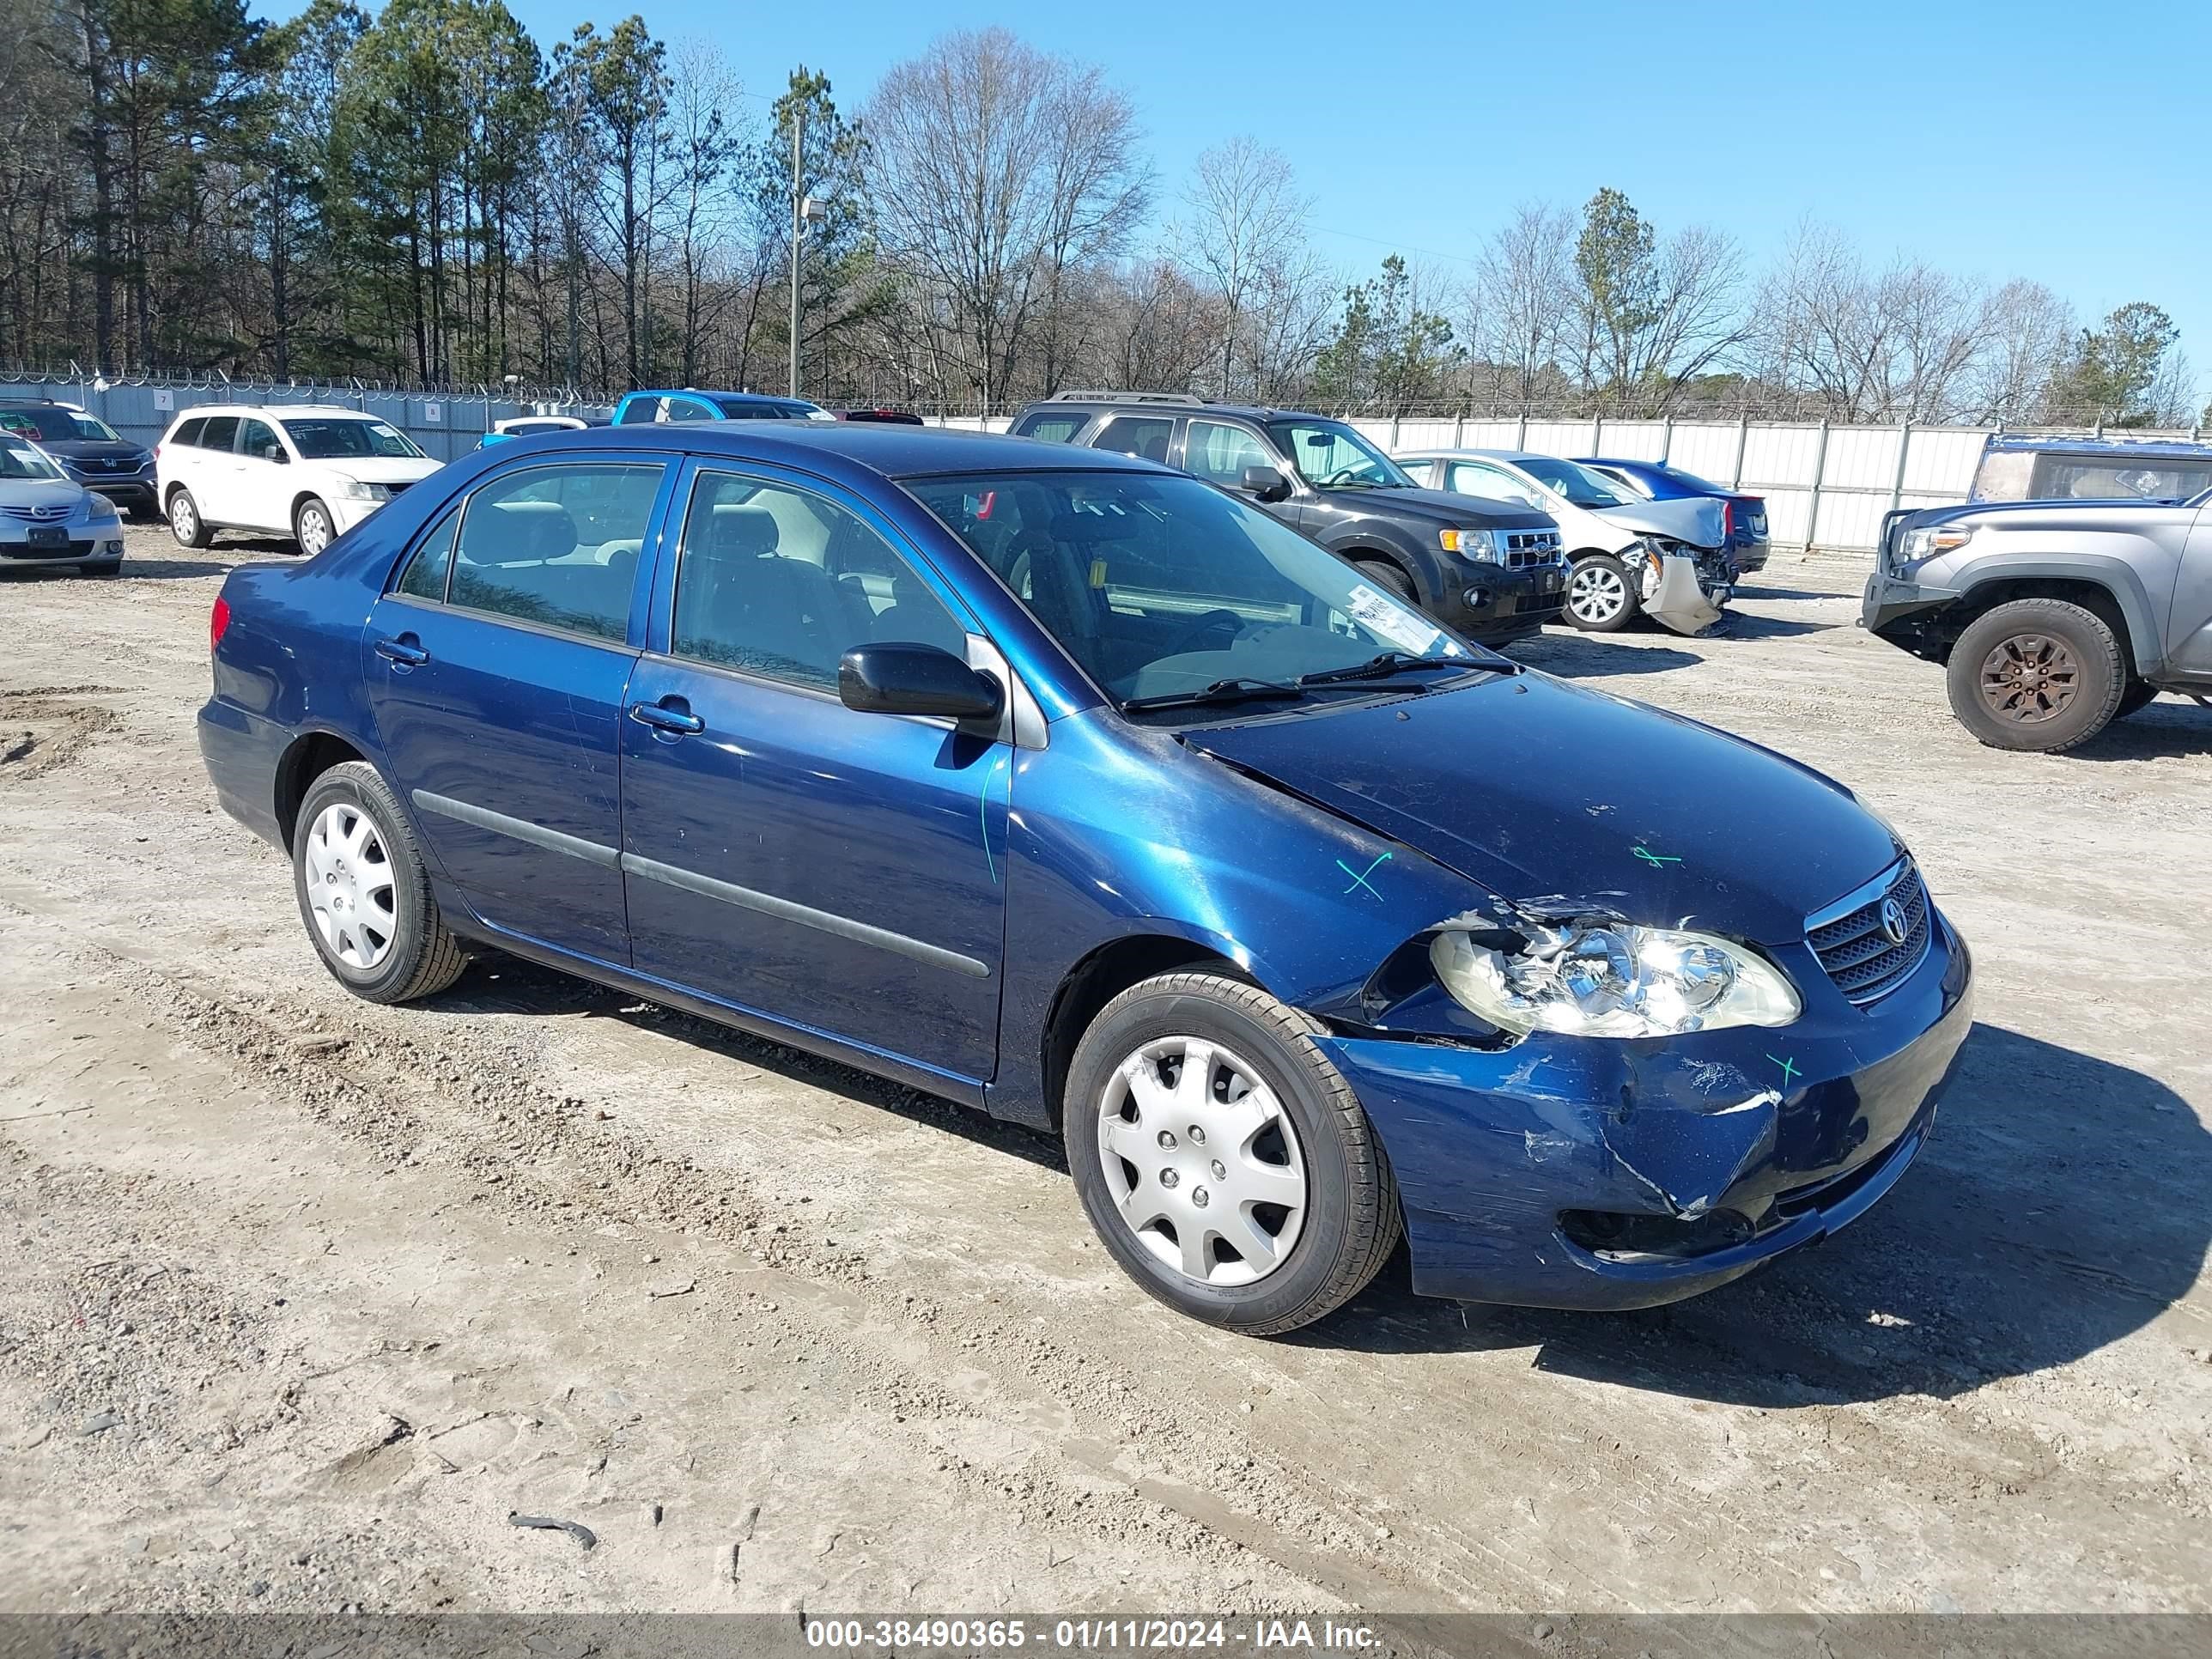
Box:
906;470;1480;709
1513;454;1631;508
1658;464;1724;494
1;406;119;442
281;418;424;460
1264;420;1411;489
0;436;64;480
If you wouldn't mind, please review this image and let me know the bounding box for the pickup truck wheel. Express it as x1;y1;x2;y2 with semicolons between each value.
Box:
1065;971;1401;1336
1947;598;2125;753
293;761;468;1003
2115;680;2160;720
1565;553;1639;631
1351;558;1416;605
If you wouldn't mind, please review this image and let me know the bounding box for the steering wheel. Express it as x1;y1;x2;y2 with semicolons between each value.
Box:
1161;608;1247;657
1319;466;1366;487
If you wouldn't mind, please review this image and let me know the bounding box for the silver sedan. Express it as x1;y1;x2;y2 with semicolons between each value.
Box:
0;434;126;577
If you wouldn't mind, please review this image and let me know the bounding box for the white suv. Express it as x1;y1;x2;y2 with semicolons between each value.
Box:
156;404;441;555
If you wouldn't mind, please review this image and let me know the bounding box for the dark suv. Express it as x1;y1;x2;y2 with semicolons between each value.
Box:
0;398;157;516
1010;393;1566;644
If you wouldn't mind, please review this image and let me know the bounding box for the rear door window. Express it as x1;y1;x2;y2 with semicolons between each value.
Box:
172;417;207;448
447;462;666;641
198;416;240;453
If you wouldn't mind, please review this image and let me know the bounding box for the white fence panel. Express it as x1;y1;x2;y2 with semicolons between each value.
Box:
1666;422;1751;484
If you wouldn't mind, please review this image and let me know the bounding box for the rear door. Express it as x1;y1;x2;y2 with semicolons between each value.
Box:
363;453;678;963
617;461;1010;1085
2166;501;2212;681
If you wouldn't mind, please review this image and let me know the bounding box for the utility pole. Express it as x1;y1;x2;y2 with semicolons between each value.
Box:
788;104;804;399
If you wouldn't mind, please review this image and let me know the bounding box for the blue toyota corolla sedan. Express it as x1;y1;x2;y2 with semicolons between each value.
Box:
197;423;1972;1334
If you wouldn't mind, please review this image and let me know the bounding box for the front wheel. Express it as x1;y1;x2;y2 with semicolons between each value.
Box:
1352;558;1418;605
1064;971;1401;1335
1564;553;1640;631
294;497;336;558
1946;598;2125;753
168;489;213;549
293;762;468;1003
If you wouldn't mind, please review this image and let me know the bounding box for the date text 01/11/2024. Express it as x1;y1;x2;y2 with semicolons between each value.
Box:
803;1619;1380;1651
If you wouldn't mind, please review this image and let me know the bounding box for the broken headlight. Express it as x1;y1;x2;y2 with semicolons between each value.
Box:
1431;921;1800;1039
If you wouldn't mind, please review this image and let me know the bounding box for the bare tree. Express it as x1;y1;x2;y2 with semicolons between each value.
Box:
1472;201;1573;404
1965;279;2075;422
866;27;1147;410
1571;188;1744;412
1182;137;1310;397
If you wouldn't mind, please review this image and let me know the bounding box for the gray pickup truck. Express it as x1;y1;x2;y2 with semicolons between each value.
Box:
1863;493;2211;751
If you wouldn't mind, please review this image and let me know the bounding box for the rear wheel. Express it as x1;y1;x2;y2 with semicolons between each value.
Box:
1064;971;1400;1335
1946;598;2125;753
293;761;467;1003
167;489;213;549
294;497;336;557
1352;558;1417;605
1565;552;1639;631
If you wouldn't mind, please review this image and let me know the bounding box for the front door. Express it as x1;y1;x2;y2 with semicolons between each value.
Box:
2166;501;2212;680
363;455;675;963
618;464;1010;1085
231;417;289;532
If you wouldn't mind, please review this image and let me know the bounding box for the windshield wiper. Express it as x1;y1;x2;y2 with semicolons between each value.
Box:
1297;651;1486;687
1121;678;1309;714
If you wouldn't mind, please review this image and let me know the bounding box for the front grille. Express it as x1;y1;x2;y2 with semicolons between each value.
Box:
1500;528;1562;569
3;538;95;560
383;479;415;497
0;503;70;523
1808;860;1933;1007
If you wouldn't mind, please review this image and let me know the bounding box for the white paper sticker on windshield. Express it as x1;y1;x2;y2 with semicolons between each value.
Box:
1344;583;1446;656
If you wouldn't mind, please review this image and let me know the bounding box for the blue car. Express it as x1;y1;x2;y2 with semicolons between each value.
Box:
1578;457;1770;574
611;389;836;426
197;424;1972;1334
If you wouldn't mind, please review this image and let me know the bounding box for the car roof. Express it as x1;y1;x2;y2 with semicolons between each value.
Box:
1030;398;1350;424
173;404;376;421
1984;434;2212;461
513;419;1159;480
1395;447;1541;463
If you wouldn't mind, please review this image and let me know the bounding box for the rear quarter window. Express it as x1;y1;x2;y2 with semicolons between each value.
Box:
172;417;207;448
1013;413;1090;445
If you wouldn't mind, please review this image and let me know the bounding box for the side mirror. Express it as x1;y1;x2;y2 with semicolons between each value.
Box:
838;642;1003;722
264;445;288;464
1241;465;1291;503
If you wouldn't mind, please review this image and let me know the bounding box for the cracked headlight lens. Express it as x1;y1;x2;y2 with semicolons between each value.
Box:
1431;921;1801;1038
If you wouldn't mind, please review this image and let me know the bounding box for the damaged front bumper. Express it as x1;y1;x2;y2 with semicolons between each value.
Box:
1643;549;1734;635
1318;915;1973;1310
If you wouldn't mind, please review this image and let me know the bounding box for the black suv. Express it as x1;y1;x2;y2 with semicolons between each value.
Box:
0;398;157;516
1009;392;1566;644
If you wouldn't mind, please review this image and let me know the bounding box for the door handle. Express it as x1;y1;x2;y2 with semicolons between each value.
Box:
629;699;704;737
374;635;429;667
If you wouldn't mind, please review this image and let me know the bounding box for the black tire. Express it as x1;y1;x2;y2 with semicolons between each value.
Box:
1351;558;1418;605
2115;680;2160;720
167;488;213;549
1946;598;2125;754
292;761;467;1004
294;496;336;558
1564;552;1640;632
1064;971;1401;1335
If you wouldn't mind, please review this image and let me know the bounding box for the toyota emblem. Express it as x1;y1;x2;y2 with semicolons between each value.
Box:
1879;896;1909;946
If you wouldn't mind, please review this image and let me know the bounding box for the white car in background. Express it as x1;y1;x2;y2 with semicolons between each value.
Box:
0;431;125;577
156;404;441;556
1395;447;1733;635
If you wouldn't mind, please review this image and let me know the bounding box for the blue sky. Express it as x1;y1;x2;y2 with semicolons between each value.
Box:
255;0;2212;400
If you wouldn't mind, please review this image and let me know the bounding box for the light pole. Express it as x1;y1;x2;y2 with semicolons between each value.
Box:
788;110;826;399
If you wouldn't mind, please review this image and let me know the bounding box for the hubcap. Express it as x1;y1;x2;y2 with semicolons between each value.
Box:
1569;563;1626;623
172;498;195;538
301;510;331;554
1096;1036;1308;1287
303;802;398;970
1978;633;2079;724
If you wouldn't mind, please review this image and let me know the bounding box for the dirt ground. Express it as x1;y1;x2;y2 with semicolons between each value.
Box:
1;523;2208;1619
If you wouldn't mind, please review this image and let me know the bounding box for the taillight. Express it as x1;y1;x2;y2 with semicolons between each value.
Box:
153;443;162;463
210;594;231;653
1721;500;1735;540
